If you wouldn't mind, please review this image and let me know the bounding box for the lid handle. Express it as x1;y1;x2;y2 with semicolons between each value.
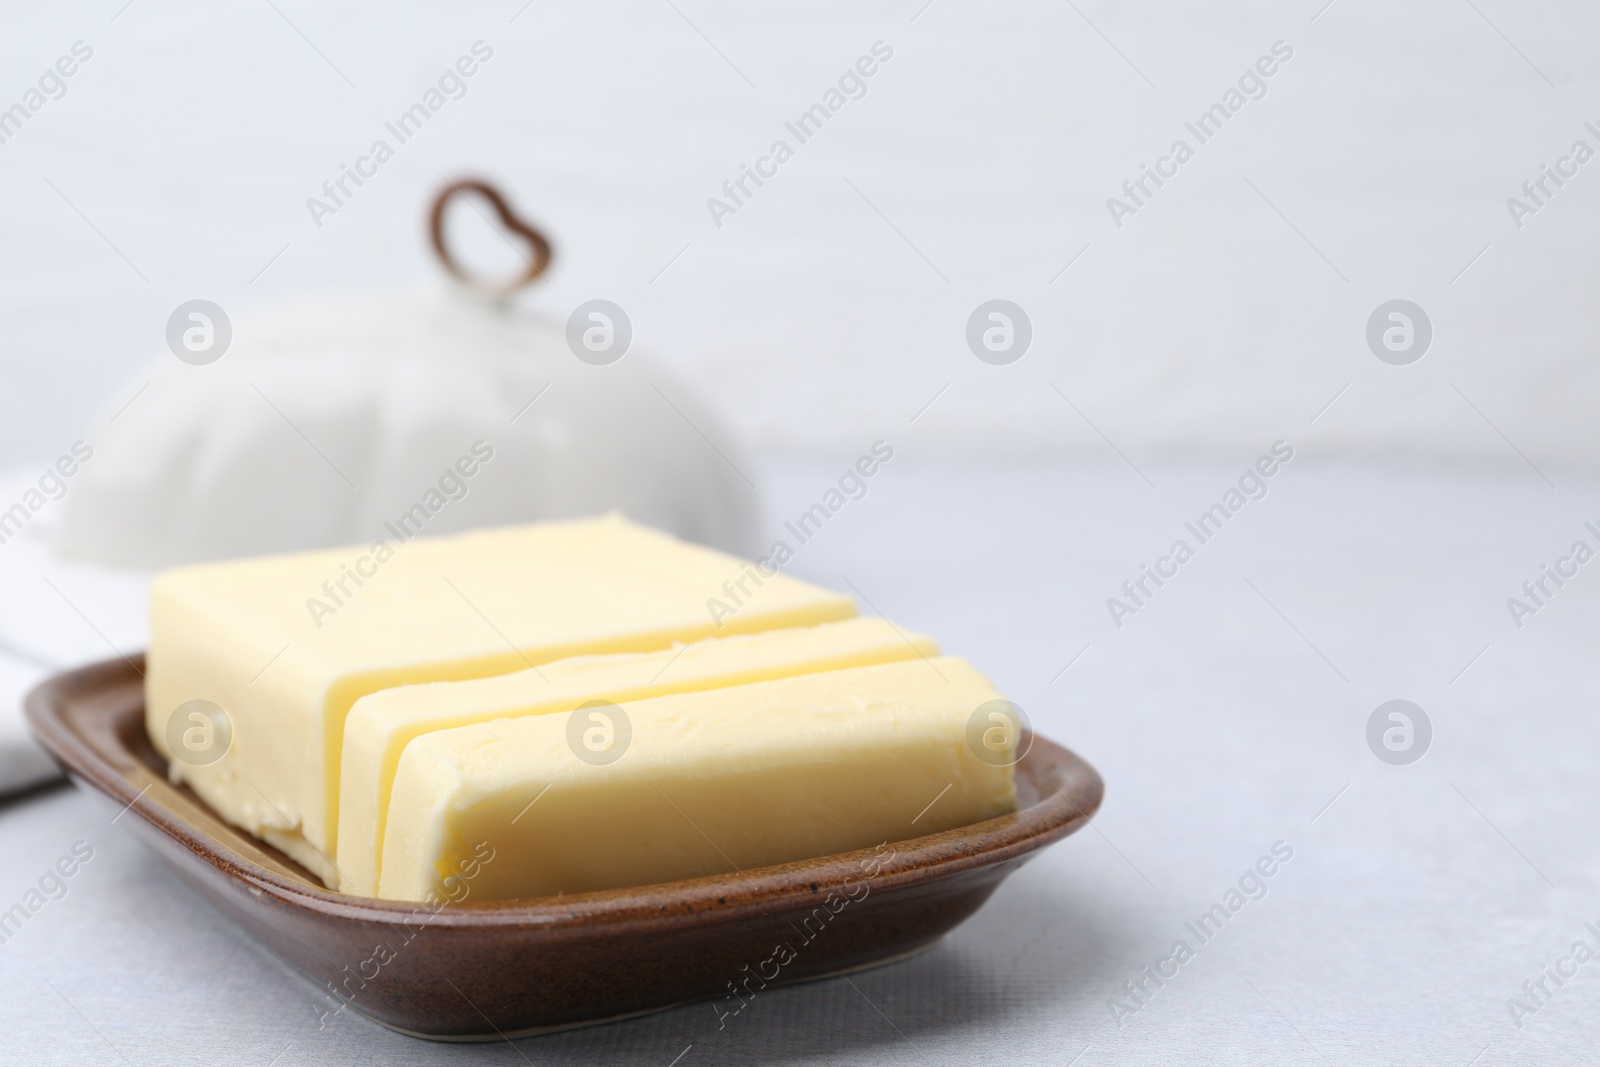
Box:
428;178;554;295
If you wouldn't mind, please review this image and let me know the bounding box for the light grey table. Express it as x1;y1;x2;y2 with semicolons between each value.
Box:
2;457;1597;1065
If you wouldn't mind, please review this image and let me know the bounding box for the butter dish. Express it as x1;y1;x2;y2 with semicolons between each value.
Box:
26;654;1104;1040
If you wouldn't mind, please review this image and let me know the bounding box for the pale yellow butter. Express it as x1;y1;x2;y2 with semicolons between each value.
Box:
146;516;854;884
337;617;938;896
378;657;1017;903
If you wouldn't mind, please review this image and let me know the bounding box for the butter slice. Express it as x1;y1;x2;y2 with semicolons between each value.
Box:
378;657;1016;902
147;516;854;884
338;617;938;896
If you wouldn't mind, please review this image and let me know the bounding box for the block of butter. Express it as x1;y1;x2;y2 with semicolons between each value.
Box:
147;516;854;884
378;656;1016;902
338;617;939;896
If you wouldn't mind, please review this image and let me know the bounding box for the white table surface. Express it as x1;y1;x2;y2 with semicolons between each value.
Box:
2;455;1597;1065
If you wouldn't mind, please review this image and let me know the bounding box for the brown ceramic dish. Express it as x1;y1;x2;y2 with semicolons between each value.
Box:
25;655;1104;1040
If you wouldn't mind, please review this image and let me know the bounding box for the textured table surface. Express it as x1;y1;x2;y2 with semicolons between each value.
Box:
2;456;1597;1065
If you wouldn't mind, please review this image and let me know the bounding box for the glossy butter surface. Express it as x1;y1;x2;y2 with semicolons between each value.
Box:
378;657;1017;902
146;515;854;882
337;618;938;896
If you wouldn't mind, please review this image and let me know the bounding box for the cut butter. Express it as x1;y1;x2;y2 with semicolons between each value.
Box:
146;515;854;884
378;657;1017;902
338;617;938;896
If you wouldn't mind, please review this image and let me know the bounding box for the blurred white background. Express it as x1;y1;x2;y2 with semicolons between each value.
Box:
2;0;1596;467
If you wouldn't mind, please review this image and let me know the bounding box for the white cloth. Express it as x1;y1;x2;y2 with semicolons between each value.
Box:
0;458;1594;1064
0;472;148;795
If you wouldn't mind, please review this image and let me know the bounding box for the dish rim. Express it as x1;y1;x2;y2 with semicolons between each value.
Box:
25;654;1105;931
